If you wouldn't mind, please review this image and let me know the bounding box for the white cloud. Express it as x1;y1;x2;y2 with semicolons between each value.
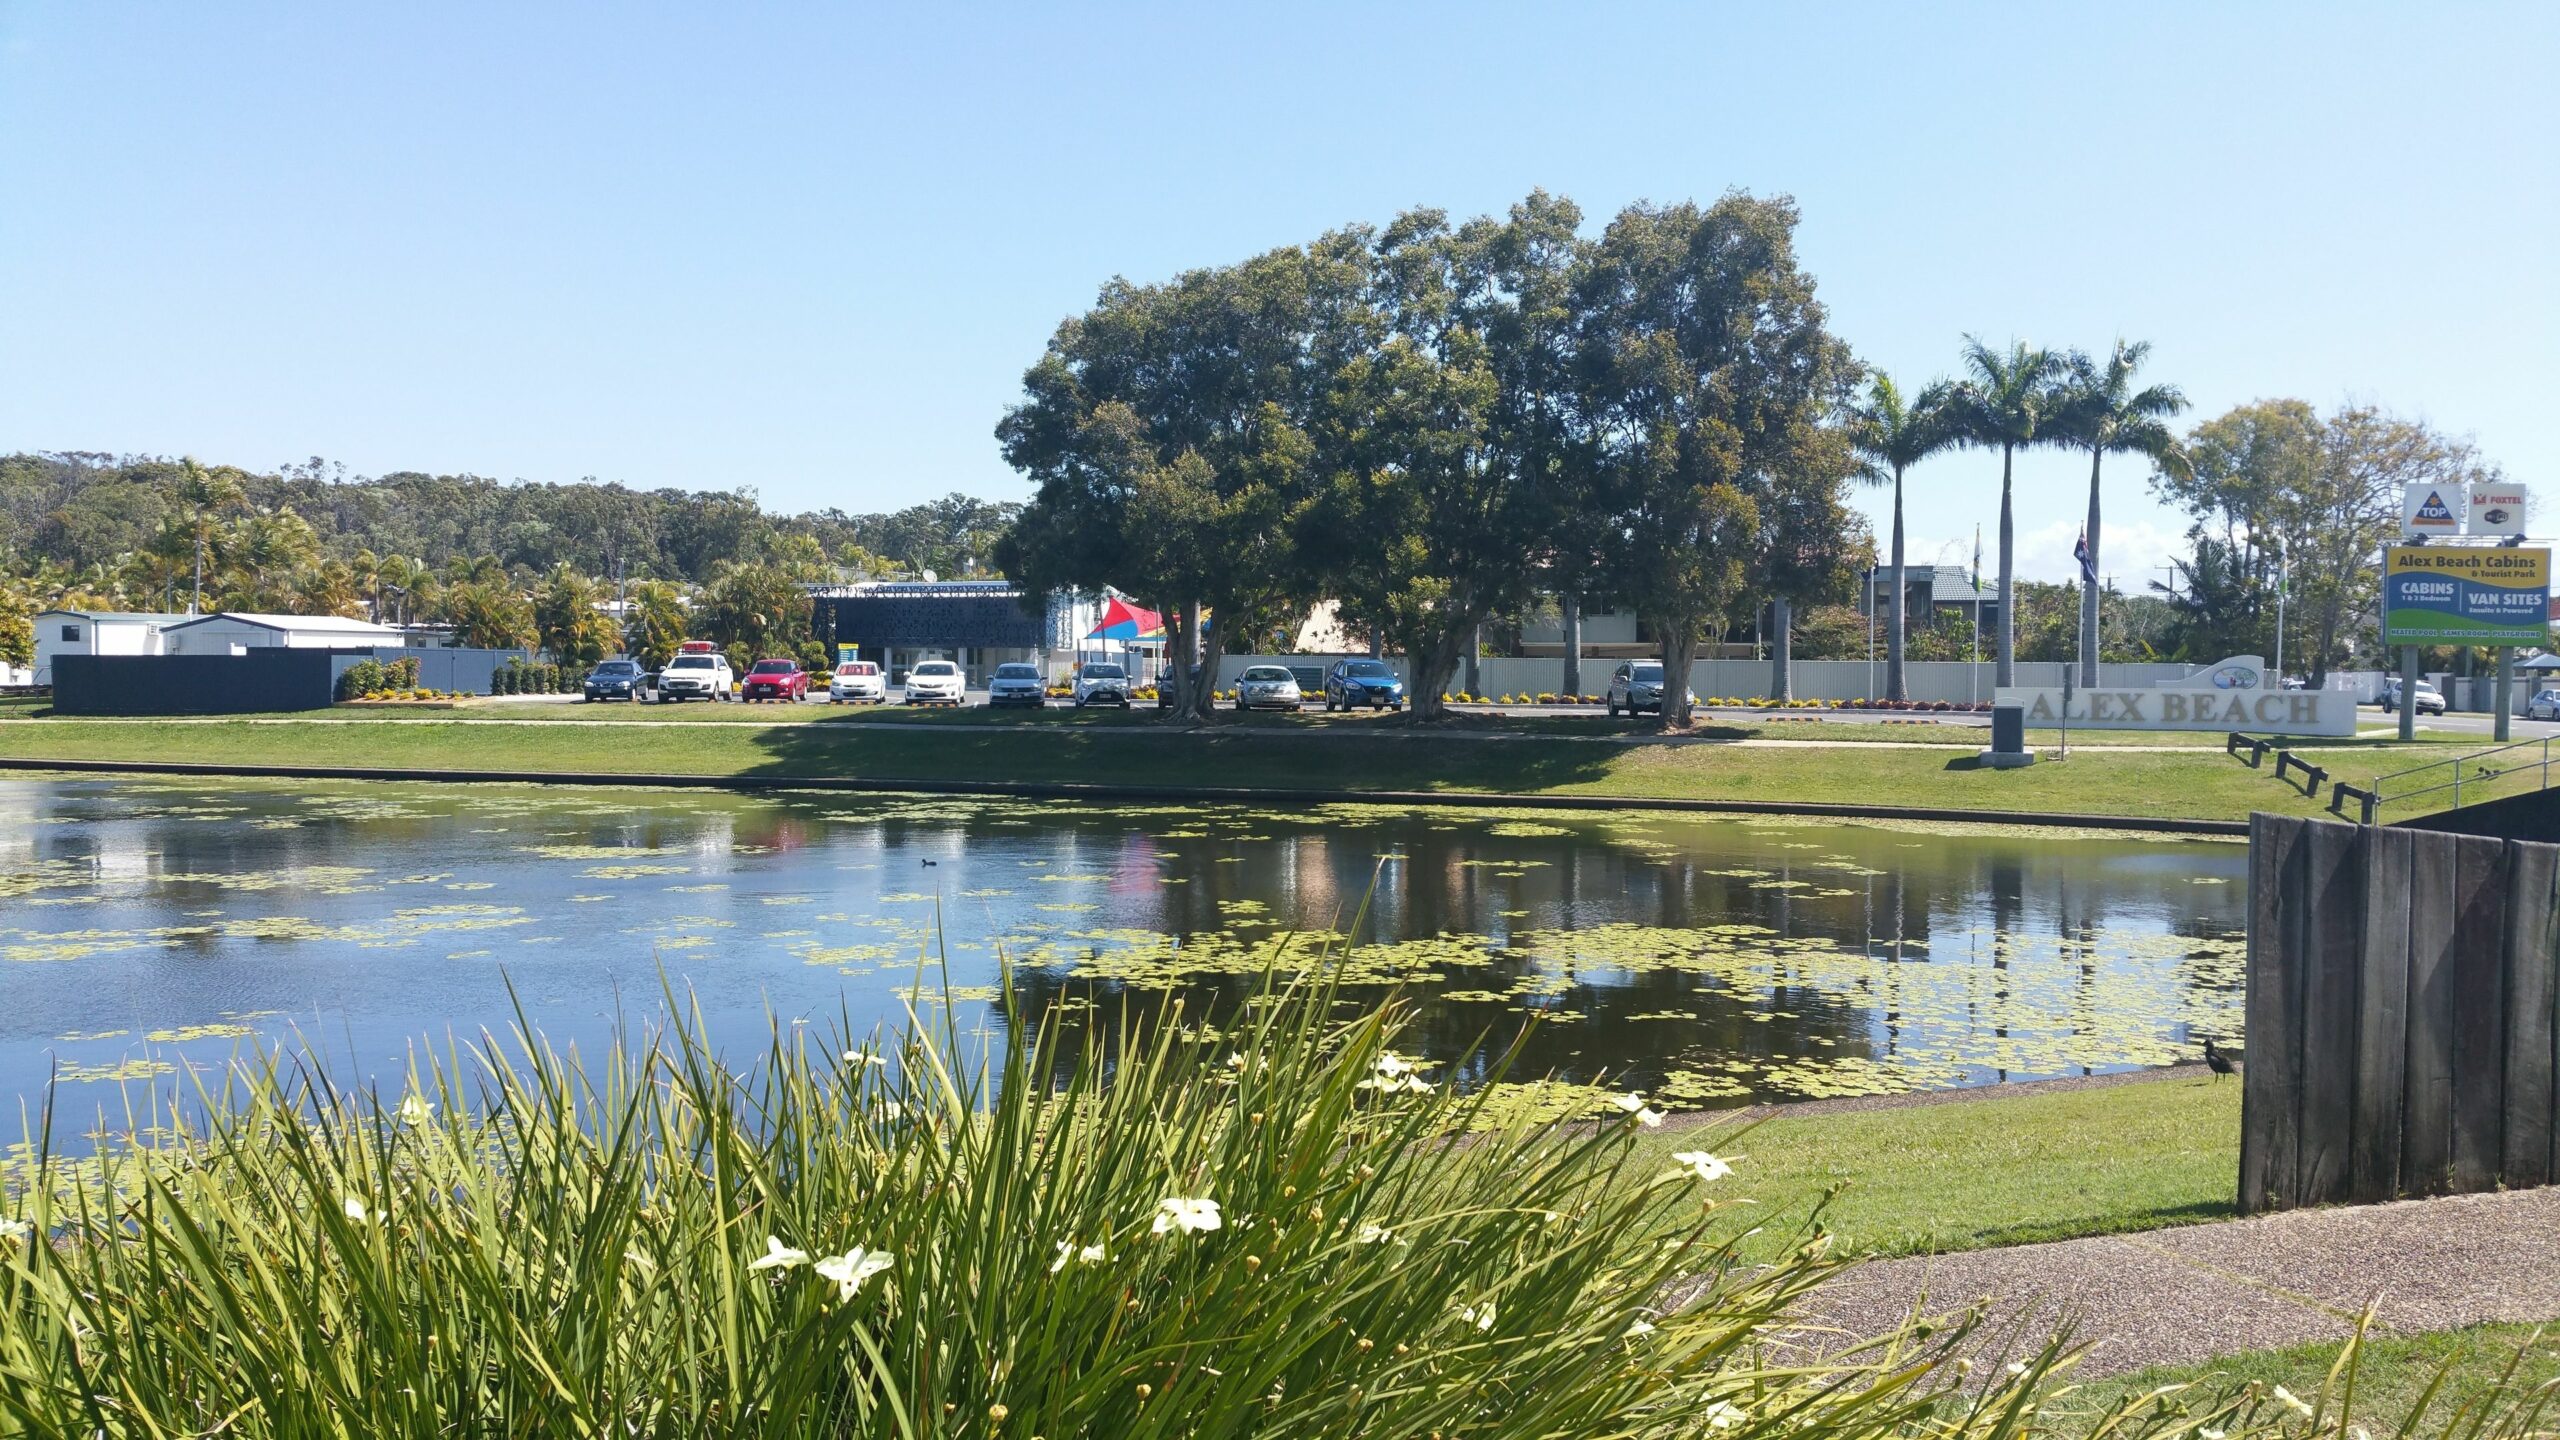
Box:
1898;518;2191;590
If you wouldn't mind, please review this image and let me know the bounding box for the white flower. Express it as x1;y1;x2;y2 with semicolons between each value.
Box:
1355;1222;1402;1246
1670;1151;1735;1182
1356;1074;1435;1094
2273;1385;2315;1419
397;1094;434;1127
813;1247;894;1301
1705;1399;1747;1430
748;1236;810;1272
1613;1093;1666;1126
2199;1430;2227;1440
0;1218;30;1242
1152;1196;1222;1235
1051;1241;1108;1273
1624;1318;1657;1338
342;1196;373;1225
1374;1052;1426;1078
1458;1301;1496;1331
843;1049;889;1067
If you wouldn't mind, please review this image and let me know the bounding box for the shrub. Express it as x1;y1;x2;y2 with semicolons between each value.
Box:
392;656;421;690
334;659;386;701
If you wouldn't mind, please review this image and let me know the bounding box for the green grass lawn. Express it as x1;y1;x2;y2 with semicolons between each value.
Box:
0;703;2480;821
1636;1074;2242;1265
2048;1323;2560;1438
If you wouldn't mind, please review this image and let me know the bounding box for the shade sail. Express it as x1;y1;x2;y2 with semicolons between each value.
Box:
1086;596;1166;642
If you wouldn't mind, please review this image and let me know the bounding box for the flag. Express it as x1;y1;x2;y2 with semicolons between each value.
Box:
2073;529;2096;584
1970;525;1982;592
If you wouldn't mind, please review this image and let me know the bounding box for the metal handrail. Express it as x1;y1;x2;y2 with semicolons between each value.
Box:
2366;734;2559;815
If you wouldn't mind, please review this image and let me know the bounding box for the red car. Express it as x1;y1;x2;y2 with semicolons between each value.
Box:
741;658;810;702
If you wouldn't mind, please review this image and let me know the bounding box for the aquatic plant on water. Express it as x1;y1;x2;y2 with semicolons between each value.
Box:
0;970;2540;1437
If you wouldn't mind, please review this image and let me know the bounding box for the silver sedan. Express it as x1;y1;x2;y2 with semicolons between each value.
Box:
1231;665;1304;712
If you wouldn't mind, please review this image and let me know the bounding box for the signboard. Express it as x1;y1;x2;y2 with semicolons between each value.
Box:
2403;484;2462;539
1994;655;2357;736
2468;485;2530;538
2382;546;2551;646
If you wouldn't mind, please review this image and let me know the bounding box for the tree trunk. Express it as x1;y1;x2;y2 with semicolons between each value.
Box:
1462;623;1481;699
1407;621;1471;721
1995;444;2016;688
1659;623;1698;729
1885;467;1907;702
1769;596;1793;701
1560;594;1582;697
2079;446;2103;687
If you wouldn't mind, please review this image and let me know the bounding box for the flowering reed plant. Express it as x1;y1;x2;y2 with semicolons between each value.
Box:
0;969;2540;1437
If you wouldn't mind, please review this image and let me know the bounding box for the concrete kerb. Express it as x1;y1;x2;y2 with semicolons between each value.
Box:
0;756;2250;836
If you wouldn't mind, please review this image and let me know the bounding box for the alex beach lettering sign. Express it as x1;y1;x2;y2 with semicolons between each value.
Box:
1995;656;2358;737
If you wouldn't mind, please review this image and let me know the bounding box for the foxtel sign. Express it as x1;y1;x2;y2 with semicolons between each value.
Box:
1993;657;2358;737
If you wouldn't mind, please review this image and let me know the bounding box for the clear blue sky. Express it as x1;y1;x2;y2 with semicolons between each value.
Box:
4;3;2552;584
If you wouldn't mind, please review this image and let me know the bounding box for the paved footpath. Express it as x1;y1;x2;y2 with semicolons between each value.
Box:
1799;1187;2560;1376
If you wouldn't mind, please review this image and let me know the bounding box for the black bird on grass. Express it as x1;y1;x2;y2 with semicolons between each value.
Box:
2203;1037;2240;1080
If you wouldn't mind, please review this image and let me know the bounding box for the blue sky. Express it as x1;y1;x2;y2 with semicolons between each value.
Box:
4;3;2552;583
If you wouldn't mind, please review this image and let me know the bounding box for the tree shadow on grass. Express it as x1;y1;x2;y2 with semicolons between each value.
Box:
740;720;1624;795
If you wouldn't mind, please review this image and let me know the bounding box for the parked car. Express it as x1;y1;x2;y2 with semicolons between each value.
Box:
1606;661;1697;717
2381;679;2447;716
904;659;965;705
2528;689;2560;722
1072;662;1132;707
1155;664;1203;709
827;660;887;704
582;658;646;702
987;662;1047;709
1232;664;1304;712
1323;658;1405;711
656;650;733;702
741;659;810;702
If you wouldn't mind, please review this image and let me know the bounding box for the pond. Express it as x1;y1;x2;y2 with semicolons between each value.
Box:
0;776;2247;1115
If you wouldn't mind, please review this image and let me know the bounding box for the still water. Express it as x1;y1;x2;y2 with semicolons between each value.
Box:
0;777;2246;1113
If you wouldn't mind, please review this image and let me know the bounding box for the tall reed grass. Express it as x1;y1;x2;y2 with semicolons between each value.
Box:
0;967;2543;1437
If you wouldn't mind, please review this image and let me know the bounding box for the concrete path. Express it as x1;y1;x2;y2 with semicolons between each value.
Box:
1797;1187;2560;1377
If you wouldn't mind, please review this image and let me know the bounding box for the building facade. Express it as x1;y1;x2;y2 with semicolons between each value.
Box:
161;612;407;655
31;609;186;685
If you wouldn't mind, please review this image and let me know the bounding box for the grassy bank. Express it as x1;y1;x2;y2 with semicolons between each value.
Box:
1635;1074;2241;1265
0;707;2447;820
2053;1324;2560;1438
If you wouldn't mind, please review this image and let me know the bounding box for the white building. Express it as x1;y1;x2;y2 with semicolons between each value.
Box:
161;612;406;655
32;609;187;684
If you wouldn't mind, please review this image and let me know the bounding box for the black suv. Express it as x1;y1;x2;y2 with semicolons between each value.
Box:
1323;658;1405;711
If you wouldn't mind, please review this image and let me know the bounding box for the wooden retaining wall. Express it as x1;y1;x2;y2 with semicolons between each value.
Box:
2241;814;2560;1213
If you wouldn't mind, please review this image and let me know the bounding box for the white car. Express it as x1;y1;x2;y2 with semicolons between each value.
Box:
2382;679;2446;716
1232;664;1303;712
657;651;733;702
987;662;1048;708
828;660;887;704
903;660;965;705
2528;689;2560;722
1071;662;1132;707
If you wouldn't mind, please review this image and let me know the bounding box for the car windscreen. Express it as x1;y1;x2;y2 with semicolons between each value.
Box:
1630;664;1664;681
1082;665;1126;680
594;662;638;674
669;656;715;669
1241;667;1291;681
913;663;957;676
1344;662;1391;678
749;662;795;674
995;665;1039;678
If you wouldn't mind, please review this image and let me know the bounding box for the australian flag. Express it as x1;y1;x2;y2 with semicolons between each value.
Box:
2073;529;2096;584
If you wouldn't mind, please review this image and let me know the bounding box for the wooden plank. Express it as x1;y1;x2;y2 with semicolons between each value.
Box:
2448;835;2510;1193
2403;828;2459;1196
2501;840;2558;1188
2352;826;2414;1202
2240;813;2307;1213
2295;820;2364;1204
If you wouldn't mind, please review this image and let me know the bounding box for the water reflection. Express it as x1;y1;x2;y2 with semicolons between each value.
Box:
0;779;2245;1111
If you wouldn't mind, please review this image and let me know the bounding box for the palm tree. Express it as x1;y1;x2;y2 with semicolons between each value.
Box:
2052;340;2190;684
173;456;246;615
1949;339;2066;687
1848;373;1957;702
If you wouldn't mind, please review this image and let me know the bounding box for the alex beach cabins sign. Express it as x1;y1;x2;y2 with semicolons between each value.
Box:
2381;545;2551;647
1995;656;2358;737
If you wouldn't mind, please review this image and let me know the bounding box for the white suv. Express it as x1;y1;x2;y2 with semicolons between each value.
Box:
658;652;733;702
1071;662;1132;707
828;660;887;704
904;660;965;705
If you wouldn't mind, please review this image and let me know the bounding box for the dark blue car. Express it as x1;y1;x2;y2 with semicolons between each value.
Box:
583;658;645;702
1324;658;1404;712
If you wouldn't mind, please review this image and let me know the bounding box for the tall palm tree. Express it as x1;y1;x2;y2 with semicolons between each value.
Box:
1848;373;1957;702
1949;339;2066;687
173;456;246;615
2053;340;2190;685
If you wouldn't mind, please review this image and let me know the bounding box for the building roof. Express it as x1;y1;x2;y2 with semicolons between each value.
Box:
161;612;403;635
34;609;190;625
1867;565;2000;602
